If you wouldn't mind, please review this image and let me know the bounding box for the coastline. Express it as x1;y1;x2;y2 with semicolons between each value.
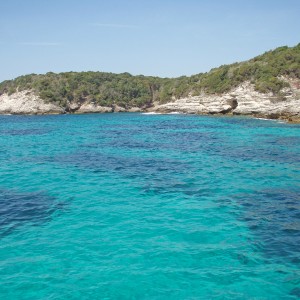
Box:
0;79;300;123
0;109;299;124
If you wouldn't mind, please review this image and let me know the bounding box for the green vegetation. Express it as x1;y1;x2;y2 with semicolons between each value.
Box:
0;44;299;108
0;72;167;108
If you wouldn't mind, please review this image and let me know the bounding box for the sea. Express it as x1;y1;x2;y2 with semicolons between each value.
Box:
0;113;299;299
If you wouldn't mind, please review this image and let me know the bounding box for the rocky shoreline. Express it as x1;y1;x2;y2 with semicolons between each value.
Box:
150;79;300;123
0;79;299;123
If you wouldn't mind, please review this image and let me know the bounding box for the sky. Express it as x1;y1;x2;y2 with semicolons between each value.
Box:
0;0;300;82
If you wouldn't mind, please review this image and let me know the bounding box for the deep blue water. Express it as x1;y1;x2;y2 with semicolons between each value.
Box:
0;113;299;299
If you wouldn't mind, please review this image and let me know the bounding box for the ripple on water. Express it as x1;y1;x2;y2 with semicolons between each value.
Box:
0;114;299;299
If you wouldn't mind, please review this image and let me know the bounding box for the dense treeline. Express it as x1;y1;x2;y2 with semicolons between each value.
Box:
0;44;299;108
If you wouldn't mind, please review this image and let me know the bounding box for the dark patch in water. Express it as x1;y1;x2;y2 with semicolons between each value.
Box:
224;144;299;164
261;135;300;147
196;132;300;165
234;188;300;265
141;181;212;197
0;189;65;237
54;151;189;179
98;130;217;152
89;127;223;154
290;287;300;298
51;149;212;199
89;116;299;164
0;128;52;136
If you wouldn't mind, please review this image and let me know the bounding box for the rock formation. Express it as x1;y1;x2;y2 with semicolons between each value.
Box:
0;79;299;122
150;79;300;122
0;90;63;115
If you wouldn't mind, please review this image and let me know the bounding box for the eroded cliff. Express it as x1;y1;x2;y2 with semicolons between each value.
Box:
150;78;300;122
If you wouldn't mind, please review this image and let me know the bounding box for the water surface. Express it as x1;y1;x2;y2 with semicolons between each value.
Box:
0;113;299;299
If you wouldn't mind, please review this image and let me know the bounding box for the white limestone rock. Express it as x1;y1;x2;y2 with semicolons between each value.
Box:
0;90;63;114
151;80;300;121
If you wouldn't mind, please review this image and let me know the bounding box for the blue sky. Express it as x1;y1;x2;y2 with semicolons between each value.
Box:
0;0;299;82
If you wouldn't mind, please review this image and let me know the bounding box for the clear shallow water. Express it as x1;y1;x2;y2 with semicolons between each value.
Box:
0;113;299;299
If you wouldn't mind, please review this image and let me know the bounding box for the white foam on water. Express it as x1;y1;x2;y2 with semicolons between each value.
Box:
254;117;287;124
254;117;279;122
141;112;162;115
167;112;182;114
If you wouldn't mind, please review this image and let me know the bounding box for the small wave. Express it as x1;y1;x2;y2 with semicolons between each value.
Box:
254;117;287;124
167;112;183;115
254;117;275;121
141;112;162;115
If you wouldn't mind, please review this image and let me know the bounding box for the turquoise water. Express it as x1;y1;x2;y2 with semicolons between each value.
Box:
0;113;299;299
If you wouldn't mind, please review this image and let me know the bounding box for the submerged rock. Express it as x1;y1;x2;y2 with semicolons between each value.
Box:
0;189;65;237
